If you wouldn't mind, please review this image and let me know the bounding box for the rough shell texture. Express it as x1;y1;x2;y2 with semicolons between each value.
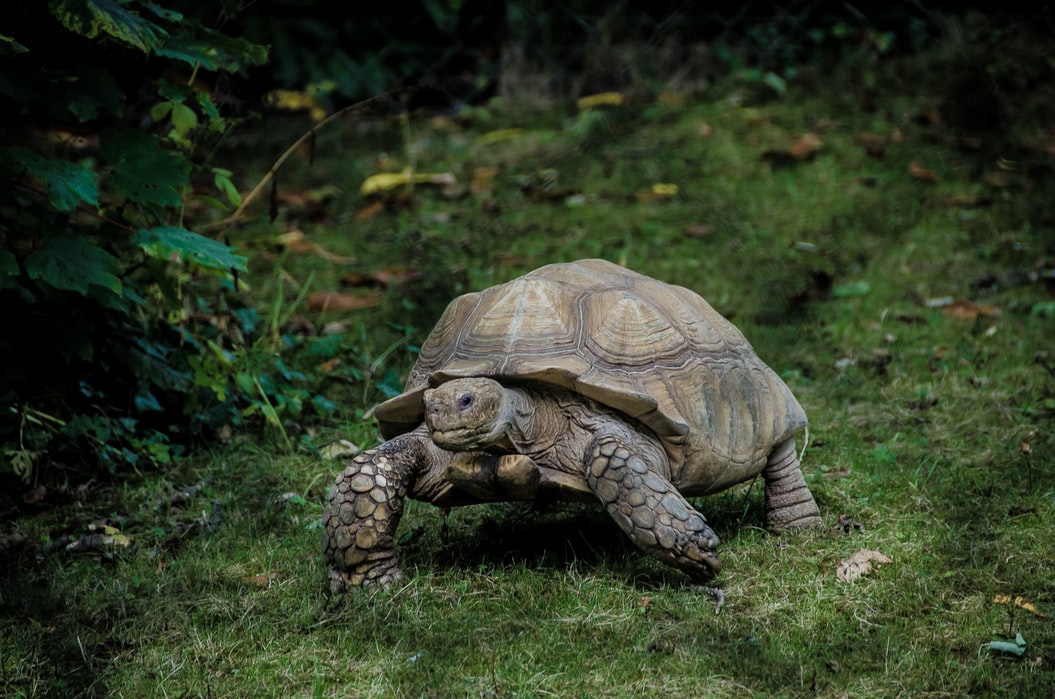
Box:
375;258;806;495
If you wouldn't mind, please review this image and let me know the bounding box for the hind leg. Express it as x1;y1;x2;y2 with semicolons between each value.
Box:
762;437;823;531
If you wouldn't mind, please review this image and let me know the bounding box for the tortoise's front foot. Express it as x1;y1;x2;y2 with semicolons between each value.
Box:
328;556;403;595
323;434;424;593
586;434;722;583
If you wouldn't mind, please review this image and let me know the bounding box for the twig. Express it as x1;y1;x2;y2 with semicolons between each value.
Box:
204;92;390;234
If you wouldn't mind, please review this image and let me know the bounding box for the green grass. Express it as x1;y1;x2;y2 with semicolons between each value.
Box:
3;26;1055;698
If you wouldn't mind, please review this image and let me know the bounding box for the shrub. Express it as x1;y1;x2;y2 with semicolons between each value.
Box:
0;1;268;482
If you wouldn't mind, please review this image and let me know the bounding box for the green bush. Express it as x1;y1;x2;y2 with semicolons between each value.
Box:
0;1;272;481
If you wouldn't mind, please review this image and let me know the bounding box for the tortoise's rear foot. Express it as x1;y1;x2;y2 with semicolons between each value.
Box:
763;438;823;531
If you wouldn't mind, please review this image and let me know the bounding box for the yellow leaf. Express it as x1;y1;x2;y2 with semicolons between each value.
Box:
576;92;625;110
475;128;526;146
993;594;1046;618
265;89;327;121
651;183;679;197
359;169;457;196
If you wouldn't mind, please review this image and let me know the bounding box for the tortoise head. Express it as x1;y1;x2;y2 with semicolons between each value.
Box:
424;377;511;451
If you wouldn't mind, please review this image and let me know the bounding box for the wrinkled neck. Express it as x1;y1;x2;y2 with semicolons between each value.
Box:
489;386;563;456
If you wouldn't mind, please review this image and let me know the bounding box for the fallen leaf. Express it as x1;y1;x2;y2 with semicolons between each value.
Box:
908;160;939;183
993;594;1046;618
266;89;328;121
354;200;385;220
274;230;358;265
836;549;892;582
360;169;457;196
273;185;339;216
683;223;714;238
340;267;421;289
576;92;625;110
762;133;822;165
317;358;341;373
787;132;823;160
940;298;1001;319
635;182;679;202
307;291;383;312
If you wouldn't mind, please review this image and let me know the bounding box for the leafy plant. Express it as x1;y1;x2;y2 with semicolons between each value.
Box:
0;1;268;481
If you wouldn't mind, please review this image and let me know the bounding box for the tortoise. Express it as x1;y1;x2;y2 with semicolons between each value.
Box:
322;258;822;592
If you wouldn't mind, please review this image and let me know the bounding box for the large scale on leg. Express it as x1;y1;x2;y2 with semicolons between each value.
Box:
322;259;822;597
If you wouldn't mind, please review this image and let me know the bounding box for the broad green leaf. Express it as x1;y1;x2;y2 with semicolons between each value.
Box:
3;146;100;211
150;101;173;122
157;29;268;72
25;236;122;295
101;130;189;207
50;0;168;52
170;102;198;134
133;226;247;272
212;168;242;207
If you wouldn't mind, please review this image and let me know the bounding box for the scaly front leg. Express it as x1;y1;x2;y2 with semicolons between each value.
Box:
586;433;723;583
323;426;453;592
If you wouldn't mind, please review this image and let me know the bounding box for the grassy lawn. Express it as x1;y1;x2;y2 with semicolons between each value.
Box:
3;24;1054;698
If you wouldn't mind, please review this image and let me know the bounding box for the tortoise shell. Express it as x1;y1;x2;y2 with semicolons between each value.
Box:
375;258;805;495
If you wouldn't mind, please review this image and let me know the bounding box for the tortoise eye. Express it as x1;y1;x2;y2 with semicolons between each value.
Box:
458;394;474;410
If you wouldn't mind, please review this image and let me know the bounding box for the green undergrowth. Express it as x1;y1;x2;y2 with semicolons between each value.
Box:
3;25;1055;698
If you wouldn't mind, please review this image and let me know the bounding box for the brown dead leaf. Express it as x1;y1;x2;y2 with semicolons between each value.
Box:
354;200;386;220
940;298;1001;319
340;267;421;289
317;358;341;373
788;132;823;160
274;186;338;215
307;291;383;312
908;160;939;183
241;574;277;587
274;230;358;265
836;549;892;582
683;223;715;238
762;133;822;165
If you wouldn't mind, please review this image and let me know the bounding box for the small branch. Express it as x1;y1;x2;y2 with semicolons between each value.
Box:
204;92;390;234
